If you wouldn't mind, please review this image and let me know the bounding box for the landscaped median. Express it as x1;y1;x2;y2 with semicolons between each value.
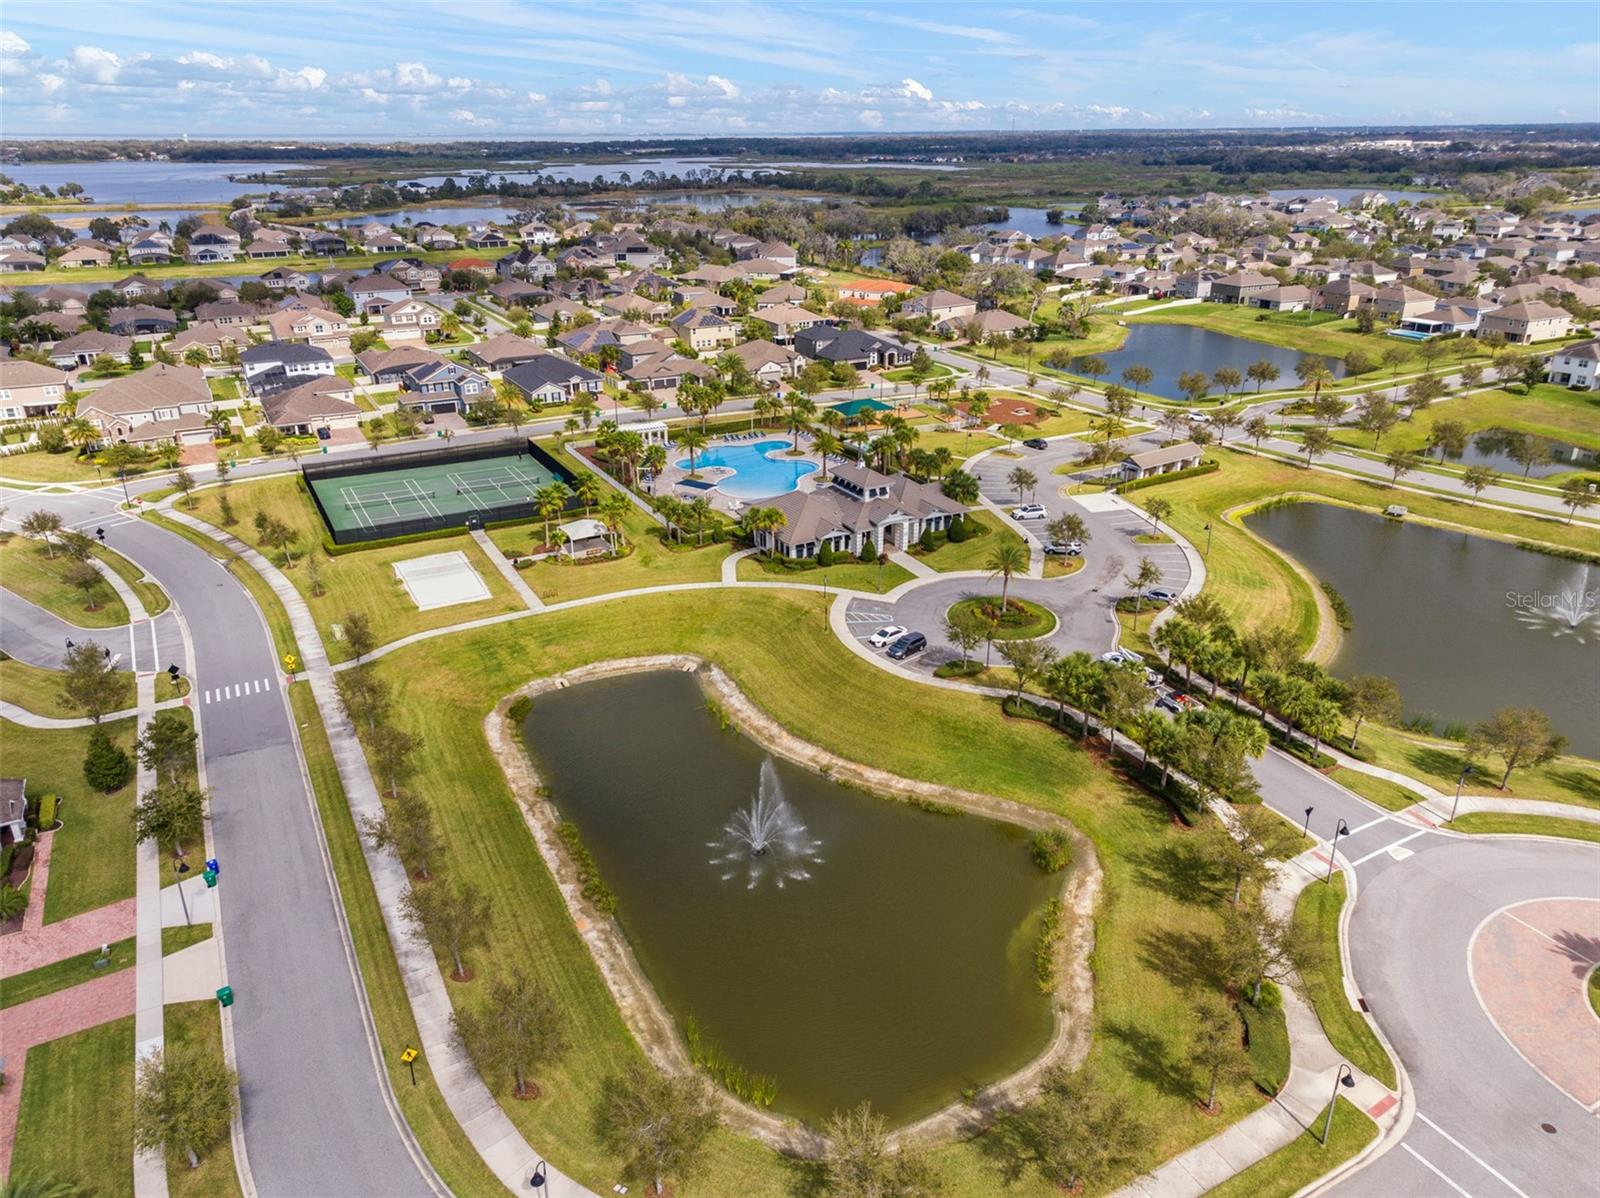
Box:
1291;874;1397;1089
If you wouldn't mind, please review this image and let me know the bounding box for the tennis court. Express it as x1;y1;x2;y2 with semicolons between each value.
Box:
304;442;571;543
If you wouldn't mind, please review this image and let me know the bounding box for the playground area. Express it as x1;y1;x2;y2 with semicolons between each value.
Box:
303;439;572;544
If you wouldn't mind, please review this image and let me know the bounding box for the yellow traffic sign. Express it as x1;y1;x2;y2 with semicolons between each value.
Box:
399;1047;419;1064
282;653;299;675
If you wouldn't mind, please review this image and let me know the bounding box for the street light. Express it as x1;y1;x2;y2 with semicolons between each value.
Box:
528;1160;547;1193
1321;1064;1354;1145
1203;522;1213;557
1450;764;1477;823
1301;805;1315;839
1324;818;1350;884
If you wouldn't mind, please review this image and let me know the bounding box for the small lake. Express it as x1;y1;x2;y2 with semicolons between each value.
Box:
1266;187;1441;205
979;205;1083;240
1084;323;1345;400
1246;503;1598;755
4;161;297;203
521;670;1057;1123
327;206;521;228
1443;429;1600;480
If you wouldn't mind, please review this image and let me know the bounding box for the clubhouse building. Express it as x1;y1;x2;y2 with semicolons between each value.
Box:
752;462;965;559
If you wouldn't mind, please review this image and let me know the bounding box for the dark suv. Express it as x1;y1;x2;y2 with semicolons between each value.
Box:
1023;437;1048;450
885;631;928;660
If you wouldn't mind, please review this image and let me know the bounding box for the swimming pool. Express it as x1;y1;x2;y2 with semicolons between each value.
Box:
676;439;817;499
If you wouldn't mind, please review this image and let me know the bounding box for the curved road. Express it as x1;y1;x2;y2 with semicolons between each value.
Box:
2;479;441;1198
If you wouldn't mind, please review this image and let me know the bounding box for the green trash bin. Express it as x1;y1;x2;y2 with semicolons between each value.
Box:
216;986;234;1008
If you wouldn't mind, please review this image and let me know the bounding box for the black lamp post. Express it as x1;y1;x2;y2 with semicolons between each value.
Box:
1203;522;1214;557
1321;1064;1354;1145
1324;818;1350;884
1450;764;1477;822
1302;805;1315;839
528;1160;547;1193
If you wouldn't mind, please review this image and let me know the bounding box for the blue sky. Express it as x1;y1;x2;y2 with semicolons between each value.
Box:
1;1;1596;138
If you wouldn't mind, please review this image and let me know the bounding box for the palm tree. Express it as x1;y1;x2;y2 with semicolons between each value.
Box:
785;394;817;454
534;483;570;547
572;471;602;514
642;443;667;492
63;417;99;455
753;391;784;431
1124;557;1162;631
986;542;1029;608
688;496;714;546
597;492;630;550
812;429;842;480
1044;651;1099;736
675;428;708;477
1294;356;1334;401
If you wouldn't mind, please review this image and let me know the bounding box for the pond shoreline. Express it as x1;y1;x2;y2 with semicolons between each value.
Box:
485;653;1101;1154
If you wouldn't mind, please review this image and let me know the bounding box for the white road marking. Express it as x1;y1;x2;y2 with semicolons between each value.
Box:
1416;1113;1532;1198
203;690;211;705
1401;1143;1475;1197
1504;910;1600;963
1350;828;1429;867
1346;814;1392;836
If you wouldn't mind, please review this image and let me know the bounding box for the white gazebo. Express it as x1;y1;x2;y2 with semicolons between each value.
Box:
633;419;670;446
558;518;613;559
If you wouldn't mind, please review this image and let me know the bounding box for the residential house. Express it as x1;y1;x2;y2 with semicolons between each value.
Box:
1316;278;1375;315
601;292;671;322
1208;270;1277;304
497;247;556;282
56;241;114;269
111;274;163;300
1120;441;1203;481
356;346;443;384
303;231;349;256
349;275;412;313
1546;339;1600;390
518;222;559;246
106;305;179;336
259;375;363;436
620;341;712;394
239;341;336;395
195;300;263;328
836;278;913;306
447;257;497;280
265;306;350;348
728;339;804;385
378;298;442;343
794;326;909;369
1250;284;1312;312
1348;259;1399;284
77;363;214;445
1477;300;1572;344
0;359;70;420
464;228;511;251
463;333;547;372
167;321;243;361
901;289;978;324
754;303;827;344
0;779;26;845
753;282;812;310
1397;303;1488;337
947;308;1032;337
0;250;46;272
126;231;174;264
756;463;965;559
413;225;459;250
1370;284;1439;322
670;308;738;353
396;359;489;413
502;355;606;405
381;259;442;291
260;267;313;291
248;237;294;259
49;330;133;369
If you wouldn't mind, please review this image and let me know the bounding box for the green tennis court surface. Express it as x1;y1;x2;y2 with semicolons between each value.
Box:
308;451;563;535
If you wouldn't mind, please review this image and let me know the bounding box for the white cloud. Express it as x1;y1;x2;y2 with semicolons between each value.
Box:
900;77;934;102
1244;106;1322;122
706;74;739;98
0;31;31;55
67;45;123;84
857;108;883;127
667;95;686;108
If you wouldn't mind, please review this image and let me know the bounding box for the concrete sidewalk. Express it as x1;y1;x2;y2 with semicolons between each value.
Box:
471;527;543;609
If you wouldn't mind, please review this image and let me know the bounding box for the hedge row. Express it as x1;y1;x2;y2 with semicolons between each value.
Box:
1116;458;1220;492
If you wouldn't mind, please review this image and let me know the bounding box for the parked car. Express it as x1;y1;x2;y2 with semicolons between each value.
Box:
1100;648;1143;667
1187;413;1211;424
885;631;928;660
1044;540;1083;557
1022;437;1048;450
1156;692;1184;714
1145;588;1178;604
1012;503;1048;520
868;624;907;649
1142;667;1164;688
1159;691;1205;713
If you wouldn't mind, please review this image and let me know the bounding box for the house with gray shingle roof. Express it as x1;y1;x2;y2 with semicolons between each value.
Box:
754;463;965;559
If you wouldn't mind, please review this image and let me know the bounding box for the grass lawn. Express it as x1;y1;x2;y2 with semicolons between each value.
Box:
949;595;1058;639
144;511;299;661
164;923;214;955
184;476;523;663
1446;812;1600;844
488;506;733;604
1291;874;1396;1088
0;656;136;718
0;534;132;627
92;543;171;615
206;376;242;402
883;363;954;382
1121;447;1600;656
0;448;110;483
1590;968;1600;1018
283;681;514;1198
163;1001;245;1198
1043;555;1087;579
914;424;1010;463
10;1015;135;1198
2;936;135;1008
1025;410;1097;438
1329;768;1418;812
1352;722;1599;811
912;509;1025;573
0;716;137;924
1327;385;1600;458
355;588;1273;1195
735;553;913;594
1203;1097;1377;1198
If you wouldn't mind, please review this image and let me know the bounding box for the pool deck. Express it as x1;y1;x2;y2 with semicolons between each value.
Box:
660;433;826;512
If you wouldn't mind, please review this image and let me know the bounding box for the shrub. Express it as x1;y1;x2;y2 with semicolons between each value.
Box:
946;514;968;542
1028;828;1074;873
556;821;617;915
83;726;133;792
36;422;68;453
918;527;936;552
856;539;876;563
818;542;835;567
507;696;532;724
37;793;58;828
1034;898;1064;993
1117;459;1219;492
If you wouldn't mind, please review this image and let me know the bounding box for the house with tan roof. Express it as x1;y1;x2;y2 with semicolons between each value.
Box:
837;278;913;306
0;359;70;420
265;306;350;348
56;241;114;269
259;376;362;436
901;289;978;324
49;330;134;369
167;321;244;361
753;304;827;345
77;363;214;445
670;308;738;352
1477;300;1572;344
755;463;965;559
377;299;442;344
1372;284;1437;322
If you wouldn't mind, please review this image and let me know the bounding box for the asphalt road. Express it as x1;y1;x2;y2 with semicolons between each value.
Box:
3;482;440;1198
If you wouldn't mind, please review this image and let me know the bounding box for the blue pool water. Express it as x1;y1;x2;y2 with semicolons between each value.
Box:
677;439;817;499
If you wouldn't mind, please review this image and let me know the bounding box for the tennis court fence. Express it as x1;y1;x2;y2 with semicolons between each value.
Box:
302;437;577;545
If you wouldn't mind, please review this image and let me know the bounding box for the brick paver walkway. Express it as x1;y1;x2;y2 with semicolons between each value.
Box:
0;968;136;1174
1;832;137;977
1470;896;1600;1108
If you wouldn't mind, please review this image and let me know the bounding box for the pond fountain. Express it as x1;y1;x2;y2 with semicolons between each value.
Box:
1510;563;1596;644
709;759;824;888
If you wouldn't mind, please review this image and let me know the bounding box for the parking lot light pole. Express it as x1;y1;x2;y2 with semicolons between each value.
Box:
1450;764;1477;823
1324;818;1349;884
1302;805;1314;838
1321;1064;1354;1145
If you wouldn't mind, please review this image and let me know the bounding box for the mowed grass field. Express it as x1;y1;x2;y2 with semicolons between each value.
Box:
10;1015;135;1197
0;533;131;626
1326;383;1600;459
183;476;525;663
353;587;1272;1196
1;716;137;923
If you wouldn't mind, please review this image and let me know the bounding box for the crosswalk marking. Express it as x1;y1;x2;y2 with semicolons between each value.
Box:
199;677;273;707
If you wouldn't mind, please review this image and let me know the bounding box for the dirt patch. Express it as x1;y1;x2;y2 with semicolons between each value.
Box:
484;654;1103;1156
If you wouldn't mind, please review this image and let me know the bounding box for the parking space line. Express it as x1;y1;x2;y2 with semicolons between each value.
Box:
1401;1144;1475;1197
1416;1113;1531;1198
